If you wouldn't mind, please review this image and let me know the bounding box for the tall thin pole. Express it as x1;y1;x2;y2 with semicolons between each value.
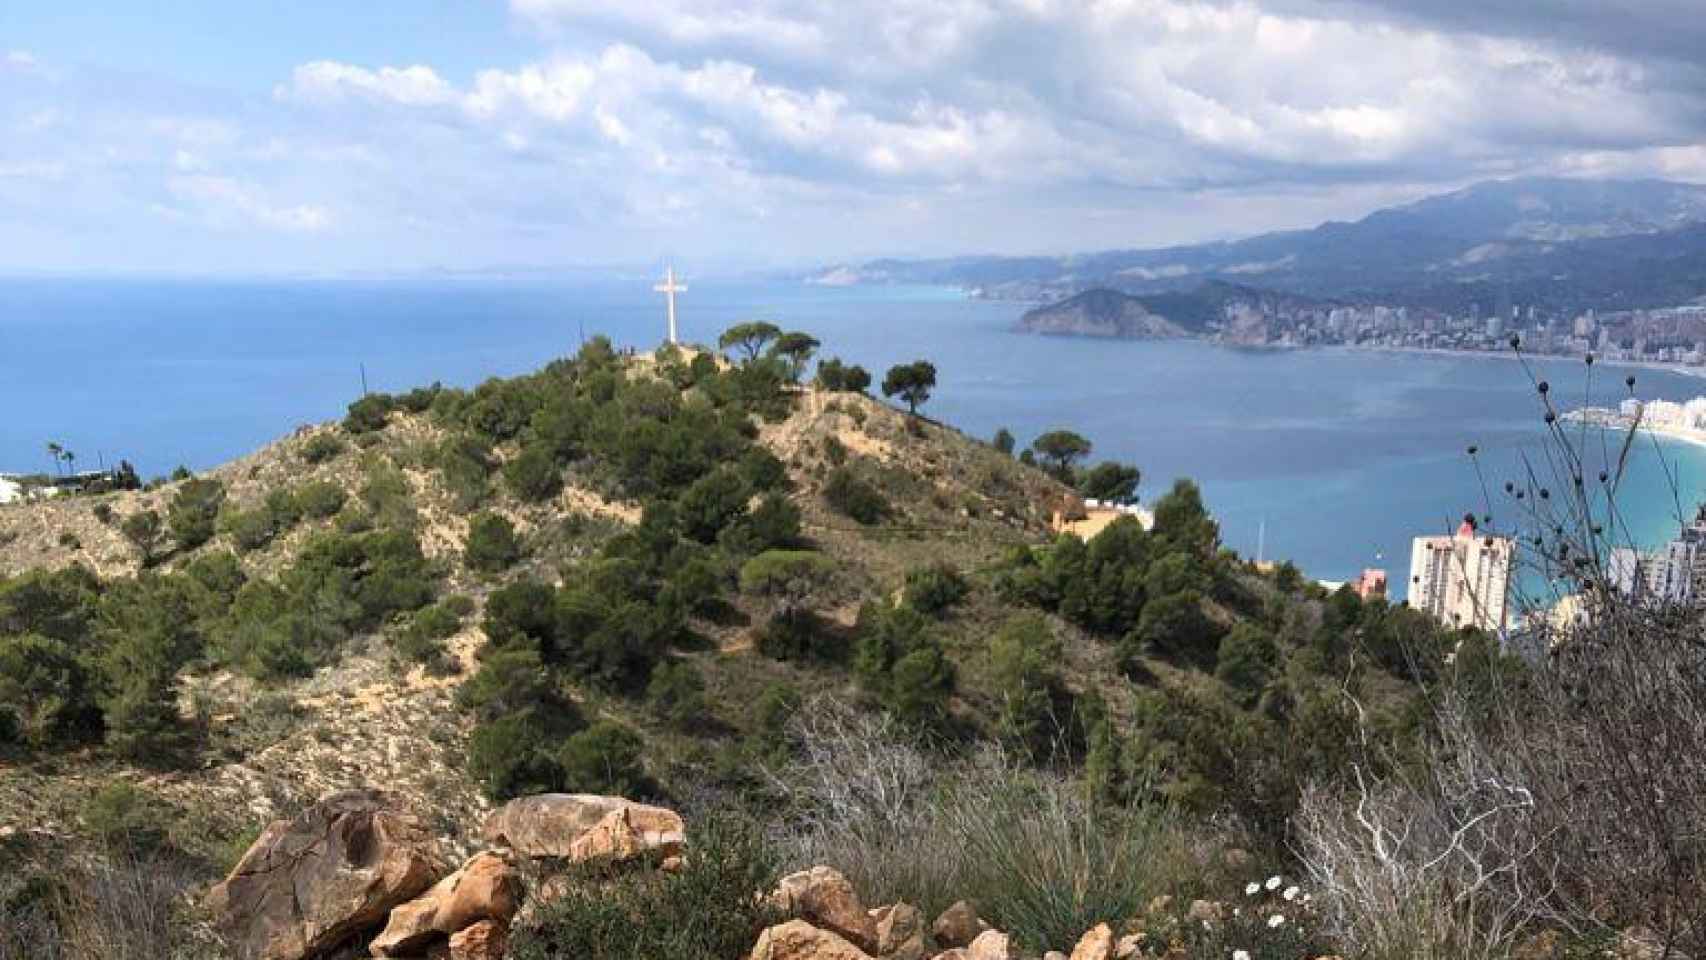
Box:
360;363;370;397
1257;518;1266;565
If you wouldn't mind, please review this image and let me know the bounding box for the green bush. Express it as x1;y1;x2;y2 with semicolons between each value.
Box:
294;480;347;520
678;467;750;544
903;563;969;617
394;602;463;667
167;477;224;549
559;721;651;797
344;393;394;433
990;614;1067;758
508;815;779;960
738;550;834;597
823;468;888;524
1215;623;1278;707
464;512;521;573
222;507;278;553
646;660;707;729
504;445;562;502
434;434;494;512
300;433;347;464
467;712;569;802
0;633;102;748
82;782;172;853
359;458;417;531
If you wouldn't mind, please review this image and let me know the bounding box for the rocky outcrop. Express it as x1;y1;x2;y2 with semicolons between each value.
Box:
1018;289;1189;339
931;900;988;949
482;793;685;865
1069;922;1114;960
870;902;926;960
768;866;879;953
448;920;508;960
369;851;520;957
204;789;442;960
750;919;877;960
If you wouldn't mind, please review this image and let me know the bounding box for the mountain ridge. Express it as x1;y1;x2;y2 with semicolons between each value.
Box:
814;176;1706;313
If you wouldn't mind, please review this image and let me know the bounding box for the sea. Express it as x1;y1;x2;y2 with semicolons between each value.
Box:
6;275;1706;600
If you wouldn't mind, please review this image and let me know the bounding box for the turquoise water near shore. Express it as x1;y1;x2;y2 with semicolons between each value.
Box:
5;275;1705;596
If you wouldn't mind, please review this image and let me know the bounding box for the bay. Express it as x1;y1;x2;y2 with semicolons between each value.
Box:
5;275;1704;597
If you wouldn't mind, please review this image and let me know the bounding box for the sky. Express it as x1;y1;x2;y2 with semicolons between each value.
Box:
4;0;1706;276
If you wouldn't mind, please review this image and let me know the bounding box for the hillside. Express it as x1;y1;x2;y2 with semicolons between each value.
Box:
816;177;1706;314
0;331;1579;960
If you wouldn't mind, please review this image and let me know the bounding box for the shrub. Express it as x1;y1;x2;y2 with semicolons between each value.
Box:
464;512;521;573
504;445;562;502
467;712;569;802
903;563;969;617
163;477;223;549
294;480;346;520
300;433;347;464
359;458;416;530
221;507;278;553
822;468;888;525
0;633;102;748
678;467;750;544
82;782;172;853
646;660;707;729
93;502;115;524
559;721;651;797
508;815;779;960
739;550;834;597
394;602;462;667
1215;623;1278;707
343;393;394;433
434;434;493;512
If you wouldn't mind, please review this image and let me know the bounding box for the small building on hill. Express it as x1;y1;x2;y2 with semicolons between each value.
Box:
0;474;19;505
1049;495;1153;539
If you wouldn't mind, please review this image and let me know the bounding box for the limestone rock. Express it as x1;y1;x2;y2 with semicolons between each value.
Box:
370;851;520;956
768;866;878;953
448;920;507;960
1070;922;1114;960
870;902;925;960
931;900;986;949
967;930;1013;960
750;919;877;960
482;793;685;864
1114;933;1145;959
1045;953;1069;960
204;789;442;960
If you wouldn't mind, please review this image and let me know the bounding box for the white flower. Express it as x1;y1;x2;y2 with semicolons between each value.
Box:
1244;881;1260;896
1233;951;1252;960
1283;885;1300;901
1265;875;1282;891
1268;913;1287;928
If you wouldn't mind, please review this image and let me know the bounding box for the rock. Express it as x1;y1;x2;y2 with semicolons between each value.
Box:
1187;899;1224;924
1069;922;1114;960
768;866;878;953
204;789;442;960
660;854;686;873
932;900;986;949
448;920;507;960
369;851;520;956
870;903;925;960
750;919;877;960
1114;933;1145;959
966;929;1013;960
482;793;685;864
1045;953;1069;960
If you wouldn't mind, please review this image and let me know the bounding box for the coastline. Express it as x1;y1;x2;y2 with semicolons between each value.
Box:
1561;409;1706;451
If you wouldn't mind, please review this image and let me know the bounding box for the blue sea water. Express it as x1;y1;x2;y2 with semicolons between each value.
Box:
5;275;1705;597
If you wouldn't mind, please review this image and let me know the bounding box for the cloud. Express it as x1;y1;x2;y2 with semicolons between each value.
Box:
3;50;36;69
166;175;332;232
277;61;455;106
4;1;1706;273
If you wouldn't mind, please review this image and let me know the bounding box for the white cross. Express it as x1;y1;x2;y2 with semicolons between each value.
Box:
653;266;688;345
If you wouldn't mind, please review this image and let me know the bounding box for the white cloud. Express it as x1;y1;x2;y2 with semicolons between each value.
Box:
168;175;332;232
277;61;455;106
4;50;36;69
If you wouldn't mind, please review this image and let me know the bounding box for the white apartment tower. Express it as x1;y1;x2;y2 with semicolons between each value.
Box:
1409;516;1513;633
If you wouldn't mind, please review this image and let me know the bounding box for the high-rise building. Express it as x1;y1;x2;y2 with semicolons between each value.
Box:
1609;508;1706;607
1408;517;1513;633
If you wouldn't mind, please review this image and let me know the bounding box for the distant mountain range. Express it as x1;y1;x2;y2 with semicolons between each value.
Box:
813;178;1706;315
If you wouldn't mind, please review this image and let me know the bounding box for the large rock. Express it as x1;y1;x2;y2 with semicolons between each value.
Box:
869;902;925;960
750;919;876;960
481;793;685;864
1070;923;1114;960
204;790;442;960
369;851;520;956
967;929;1014;960
448;920;507;960
931;900;986;949
768;866;878;953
